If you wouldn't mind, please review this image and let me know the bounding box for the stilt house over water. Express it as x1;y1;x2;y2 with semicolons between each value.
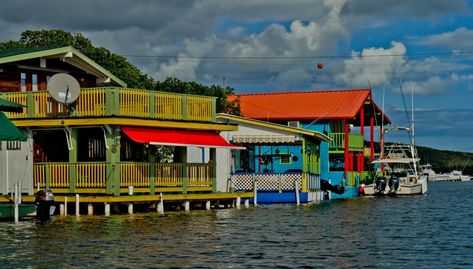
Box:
229;90;391;199
216;113;330;204
0;46;248;207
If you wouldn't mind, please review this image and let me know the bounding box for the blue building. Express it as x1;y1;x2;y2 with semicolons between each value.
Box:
231;89;391;199
217;114;330;204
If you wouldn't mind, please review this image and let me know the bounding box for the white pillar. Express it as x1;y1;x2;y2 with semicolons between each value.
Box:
157;193;164;214
295;180;300;206
253;180;258;206
236;197;241;209
87;204;94;215
128;203;133;214
184;201;190;211
244;199;250;208
75;194;80;216
60;204;65;215
104;203;110;216
64;197;68;216
14;183;19;223
205;201;211;210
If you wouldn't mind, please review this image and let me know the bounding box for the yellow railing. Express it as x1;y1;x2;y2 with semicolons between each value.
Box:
188;163;213;186
156;163;183;187
76;162;106;188
154;92;182;120
120;162;150;187
187;95;213;122
33;161;213;192
119;89;150;118
0;88;215;122
33;162;70;189
75;88;106;117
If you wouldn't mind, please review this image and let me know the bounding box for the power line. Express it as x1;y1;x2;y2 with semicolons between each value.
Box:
122;50;473;59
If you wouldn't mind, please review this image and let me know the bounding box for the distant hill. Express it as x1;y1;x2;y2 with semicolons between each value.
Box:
417;145;473;175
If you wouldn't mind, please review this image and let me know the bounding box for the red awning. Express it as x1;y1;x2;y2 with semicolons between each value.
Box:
121;127;245;149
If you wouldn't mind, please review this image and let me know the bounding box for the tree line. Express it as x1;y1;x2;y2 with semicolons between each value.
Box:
0;29;240;115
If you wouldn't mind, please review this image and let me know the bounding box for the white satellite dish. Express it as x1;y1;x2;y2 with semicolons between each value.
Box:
47;73;81;104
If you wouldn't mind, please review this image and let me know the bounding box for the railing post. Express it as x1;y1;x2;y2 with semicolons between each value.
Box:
211;97;216;122
182;163;188;194
106;125;121;195
210;148;217;193
45;162;50;190
149;91;155;119
181;95;187;121
27;92;34;118
302;173;308;192
149;162;156;195
69;128;78;193
105;88;119;116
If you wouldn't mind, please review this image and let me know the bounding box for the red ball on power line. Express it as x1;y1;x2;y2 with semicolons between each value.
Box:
317;63;324;69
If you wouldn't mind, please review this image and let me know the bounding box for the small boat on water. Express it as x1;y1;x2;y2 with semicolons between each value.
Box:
0;203;36;220
432;170;471;182
363;127;428;196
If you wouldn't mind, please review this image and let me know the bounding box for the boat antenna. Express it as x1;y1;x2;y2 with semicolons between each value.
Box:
399;80;418;175
411;81;415;143
398;80;412;129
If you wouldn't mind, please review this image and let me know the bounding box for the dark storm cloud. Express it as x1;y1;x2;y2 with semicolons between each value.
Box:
0;0;219;42
342;0;469;21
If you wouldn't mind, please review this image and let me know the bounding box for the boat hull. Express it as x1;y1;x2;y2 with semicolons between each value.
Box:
363;182;424;196
0;203;36;220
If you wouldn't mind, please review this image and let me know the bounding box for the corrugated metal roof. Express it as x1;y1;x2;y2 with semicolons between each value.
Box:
231;89;373;120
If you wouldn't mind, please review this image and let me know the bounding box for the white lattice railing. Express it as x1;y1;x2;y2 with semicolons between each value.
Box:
230;172;321;192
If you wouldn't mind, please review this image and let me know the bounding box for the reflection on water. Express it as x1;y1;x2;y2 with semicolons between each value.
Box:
1;182;473;268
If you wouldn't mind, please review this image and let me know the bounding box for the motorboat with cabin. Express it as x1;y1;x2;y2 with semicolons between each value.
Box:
363;127;428;196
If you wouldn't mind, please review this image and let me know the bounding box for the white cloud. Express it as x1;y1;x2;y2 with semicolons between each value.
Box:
335;41;407;88
417;27;473;50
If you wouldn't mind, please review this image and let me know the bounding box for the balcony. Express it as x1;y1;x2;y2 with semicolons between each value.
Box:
0;87;216;123
328;133;364;152
33;162;214;194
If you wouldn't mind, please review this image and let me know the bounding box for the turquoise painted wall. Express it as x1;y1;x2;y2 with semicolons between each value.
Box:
253;144;304;173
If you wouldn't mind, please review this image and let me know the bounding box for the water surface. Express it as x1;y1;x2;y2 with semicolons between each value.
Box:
1;181;472;268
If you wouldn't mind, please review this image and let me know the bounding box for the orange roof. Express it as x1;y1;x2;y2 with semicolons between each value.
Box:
231;89;390;123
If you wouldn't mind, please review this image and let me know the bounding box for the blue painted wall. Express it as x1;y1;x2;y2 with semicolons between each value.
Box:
249;192;310;204
253;144;304;173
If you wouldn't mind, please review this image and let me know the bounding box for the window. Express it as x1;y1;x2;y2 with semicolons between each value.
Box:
32;73;38;92
280;153;292;164
88;138;105;159
20;72;26;92
329;155;345;171
7;141;21;150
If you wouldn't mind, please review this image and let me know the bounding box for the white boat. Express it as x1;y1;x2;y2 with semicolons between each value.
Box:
420;163;437;181
434;170;471;182
363;128;427;196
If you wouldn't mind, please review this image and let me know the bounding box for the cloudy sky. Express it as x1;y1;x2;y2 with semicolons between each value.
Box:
1;0;473;152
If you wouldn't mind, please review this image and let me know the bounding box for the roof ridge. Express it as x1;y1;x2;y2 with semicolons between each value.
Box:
235;88;371;96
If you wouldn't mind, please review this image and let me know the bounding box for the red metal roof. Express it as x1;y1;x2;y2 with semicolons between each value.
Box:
230;89;388;122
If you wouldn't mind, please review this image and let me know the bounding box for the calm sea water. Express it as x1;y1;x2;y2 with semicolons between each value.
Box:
1;181;473;268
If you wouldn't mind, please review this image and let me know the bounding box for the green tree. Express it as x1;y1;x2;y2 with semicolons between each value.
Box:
0;29;153;89
155;77;240;115
0;29;240;114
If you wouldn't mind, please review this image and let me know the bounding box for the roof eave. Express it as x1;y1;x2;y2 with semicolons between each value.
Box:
0;46;127;88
